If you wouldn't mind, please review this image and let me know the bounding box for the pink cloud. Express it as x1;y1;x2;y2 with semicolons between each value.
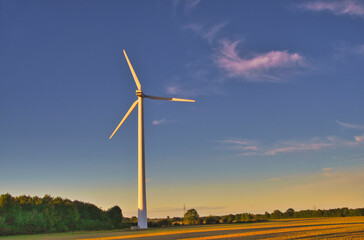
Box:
300;1;364;17
355;135;364;142
216;40;304;81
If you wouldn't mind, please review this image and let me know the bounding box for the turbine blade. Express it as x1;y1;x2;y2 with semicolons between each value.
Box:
123;50;142;90
145;95;195;103
109;99;139;139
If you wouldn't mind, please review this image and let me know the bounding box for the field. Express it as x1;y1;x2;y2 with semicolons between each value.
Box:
2;217;364;240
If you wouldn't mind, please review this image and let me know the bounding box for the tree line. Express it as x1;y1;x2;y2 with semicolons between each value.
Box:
2;193;364;236
179;207;364;226
269;207;364;219
0;194;125;236
147;207;364;227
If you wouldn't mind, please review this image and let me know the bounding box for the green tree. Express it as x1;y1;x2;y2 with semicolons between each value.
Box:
221;214;234;224
284;208;295;218
106;206;123;228
184;209;199;225
271;210;283;219
204;215;219;224
241;213;253;222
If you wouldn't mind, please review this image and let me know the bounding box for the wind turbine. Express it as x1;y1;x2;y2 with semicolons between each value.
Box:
109;50;195;229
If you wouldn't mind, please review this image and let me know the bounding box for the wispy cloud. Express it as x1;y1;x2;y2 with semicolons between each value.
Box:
173;0;201;12
185;22;228;43
266;177;280;182
359;45;364;53
195;206;226;211
337;120;364;130
166;85;197;96
332;42;364;58
215;138;258;152
217;135;364;156
216;138;251;145
215;40;305;82
185;0;201;11
273;166;364;200
152;119;175;126
321;167;334;177
265;140;332;156
150;207;182;212
152;119;167;126
166;82;223;97
299;0;364;18
204;22;227;43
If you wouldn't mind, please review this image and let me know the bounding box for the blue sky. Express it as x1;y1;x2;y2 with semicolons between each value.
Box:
1;0;364;218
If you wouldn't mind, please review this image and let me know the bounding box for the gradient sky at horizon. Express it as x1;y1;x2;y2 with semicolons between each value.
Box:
1;0;364;218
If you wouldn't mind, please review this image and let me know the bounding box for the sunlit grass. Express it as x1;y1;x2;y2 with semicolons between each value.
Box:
2;217;364;240
180;217;364;240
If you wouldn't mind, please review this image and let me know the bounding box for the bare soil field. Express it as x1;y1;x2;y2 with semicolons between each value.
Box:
2;216;364;240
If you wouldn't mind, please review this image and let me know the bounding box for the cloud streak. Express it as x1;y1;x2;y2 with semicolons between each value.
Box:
218;135;364;156
185;22;228;43
149;207;182;212
166;82;224;97
215;138;258;152
173;0;201;12
215;40;305;82
152;119;167;125
299;0;364;17
333;42;364;55
337;120;364;130
152;119;175;126
264;140;332;156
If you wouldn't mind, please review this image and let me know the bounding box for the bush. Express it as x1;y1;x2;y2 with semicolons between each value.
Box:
204;215;219;224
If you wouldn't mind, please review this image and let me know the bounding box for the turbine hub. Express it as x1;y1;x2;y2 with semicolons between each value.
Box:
136;90;144;97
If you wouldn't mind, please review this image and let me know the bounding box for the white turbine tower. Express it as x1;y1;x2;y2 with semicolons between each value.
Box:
109;50;195;229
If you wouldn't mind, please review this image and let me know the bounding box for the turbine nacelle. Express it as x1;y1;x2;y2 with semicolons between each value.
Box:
136;90;144;97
